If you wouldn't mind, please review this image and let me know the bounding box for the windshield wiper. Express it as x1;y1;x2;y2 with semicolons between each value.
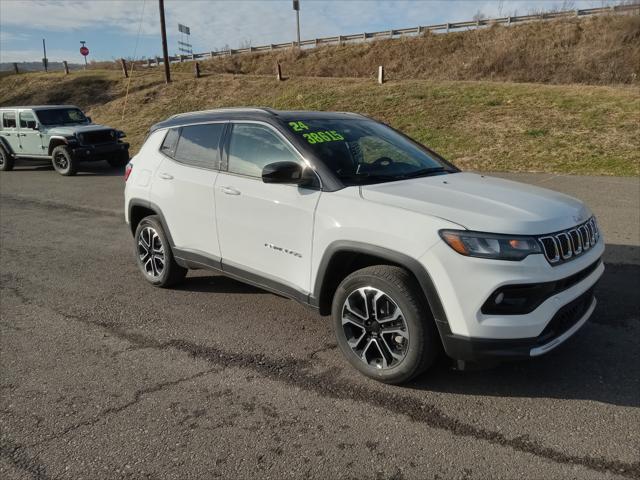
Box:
401;167;450;179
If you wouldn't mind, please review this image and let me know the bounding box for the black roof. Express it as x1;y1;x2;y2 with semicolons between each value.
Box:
149;107;366;132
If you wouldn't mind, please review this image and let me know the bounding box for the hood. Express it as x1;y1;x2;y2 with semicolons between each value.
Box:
46;125;114;136
360;172;591;235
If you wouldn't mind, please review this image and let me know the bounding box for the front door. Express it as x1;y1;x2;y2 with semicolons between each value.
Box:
149;123;225;259
18;110;45;156
214;122;320;294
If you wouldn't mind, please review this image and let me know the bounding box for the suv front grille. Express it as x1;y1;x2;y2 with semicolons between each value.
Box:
82;130;115;144
538;217;600;266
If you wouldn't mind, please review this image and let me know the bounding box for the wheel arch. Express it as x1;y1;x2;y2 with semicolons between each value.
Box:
312;241;451;336
128;200;174;244
48;136;70;155
0;137;14;155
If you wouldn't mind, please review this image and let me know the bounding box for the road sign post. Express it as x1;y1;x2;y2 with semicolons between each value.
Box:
80;41;89;69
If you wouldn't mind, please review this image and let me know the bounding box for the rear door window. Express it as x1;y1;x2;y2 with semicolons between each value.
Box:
2;112;17;129
173;123;224;169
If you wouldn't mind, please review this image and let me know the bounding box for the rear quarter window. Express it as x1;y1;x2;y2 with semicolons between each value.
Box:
160;128;180;157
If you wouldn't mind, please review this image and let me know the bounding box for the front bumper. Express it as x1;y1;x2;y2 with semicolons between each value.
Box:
439;287;597;361
419;237;604;361
71;142;129;161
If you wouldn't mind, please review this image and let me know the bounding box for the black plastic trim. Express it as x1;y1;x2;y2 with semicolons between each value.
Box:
481;258;602;315
442;287;597;361
312;241;451;335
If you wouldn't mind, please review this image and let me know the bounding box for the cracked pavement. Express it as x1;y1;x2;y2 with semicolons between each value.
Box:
1;161;639;479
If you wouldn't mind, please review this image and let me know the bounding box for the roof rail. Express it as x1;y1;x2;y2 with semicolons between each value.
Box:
168;107;277;120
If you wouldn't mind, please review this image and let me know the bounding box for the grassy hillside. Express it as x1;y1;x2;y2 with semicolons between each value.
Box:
98;13;640;86
1;69;638;176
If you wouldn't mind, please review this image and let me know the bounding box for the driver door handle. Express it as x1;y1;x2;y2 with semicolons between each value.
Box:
220;186;241;196
159;172;173;180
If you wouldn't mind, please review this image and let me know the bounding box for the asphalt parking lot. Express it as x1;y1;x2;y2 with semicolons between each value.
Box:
1;160;639;480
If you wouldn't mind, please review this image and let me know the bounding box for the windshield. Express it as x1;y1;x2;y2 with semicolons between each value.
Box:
286;118;455;185
35;108;88;126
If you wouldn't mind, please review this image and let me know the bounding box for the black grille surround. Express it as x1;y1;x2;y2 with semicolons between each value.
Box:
481;258;601;315
538;217;600;266
81;130;116;145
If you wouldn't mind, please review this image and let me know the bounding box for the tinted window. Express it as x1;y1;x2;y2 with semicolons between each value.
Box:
228;124;299;178
174;123;224;169
19;111;37;129
160;128;180;157
2;112;16;129
35;108;87;125
285;119;452;185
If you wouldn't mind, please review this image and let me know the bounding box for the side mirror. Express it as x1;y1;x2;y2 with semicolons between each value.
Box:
262;161;308;185
86;116;92;123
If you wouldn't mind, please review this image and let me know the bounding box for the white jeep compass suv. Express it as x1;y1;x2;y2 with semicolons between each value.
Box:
124;108;604;384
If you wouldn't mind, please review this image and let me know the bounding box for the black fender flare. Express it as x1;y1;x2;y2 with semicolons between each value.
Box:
312;240;452;336
0;137;14;156
127;199;176;247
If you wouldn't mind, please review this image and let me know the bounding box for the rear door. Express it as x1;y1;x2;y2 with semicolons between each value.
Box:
18;110;45;156
1;111;20;154
214;122;321;294
150;122;225;259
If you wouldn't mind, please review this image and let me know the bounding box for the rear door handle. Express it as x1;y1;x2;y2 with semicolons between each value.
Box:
220;186;241;195
159;172;173;180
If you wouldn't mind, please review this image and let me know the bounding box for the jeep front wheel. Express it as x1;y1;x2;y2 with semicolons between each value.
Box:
0;144;14;171
332;265;440;384
51;145;77;176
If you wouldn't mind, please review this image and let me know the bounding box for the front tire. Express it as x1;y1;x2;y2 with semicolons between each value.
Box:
332;265;440;384
0;144;14;171
134;215;187;287
51;145;77;176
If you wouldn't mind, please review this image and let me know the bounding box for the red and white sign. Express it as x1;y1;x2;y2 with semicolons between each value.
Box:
80;46;89;56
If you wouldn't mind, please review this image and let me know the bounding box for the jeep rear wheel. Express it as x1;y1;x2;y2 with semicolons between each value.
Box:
332;265;440;384
51;145;77;176
0;144;14;171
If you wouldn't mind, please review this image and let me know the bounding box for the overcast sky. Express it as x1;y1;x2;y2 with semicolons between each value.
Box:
0;0;621;63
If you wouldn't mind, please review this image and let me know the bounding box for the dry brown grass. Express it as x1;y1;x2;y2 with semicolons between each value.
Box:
161;14;639;85
2;69;637;176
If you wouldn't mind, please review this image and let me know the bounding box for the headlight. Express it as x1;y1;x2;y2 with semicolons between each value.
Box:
439;230;542;261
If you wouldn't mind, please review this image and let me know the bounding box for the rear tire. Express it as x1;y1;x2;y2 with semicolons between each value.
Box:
134;215;187;287
0;144;14;171
332;265;440;384
51;145;77;176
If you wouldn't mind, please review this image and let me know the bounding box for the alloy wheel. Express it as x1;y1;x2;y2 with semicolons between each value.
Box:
341;287;409;369
53;152;68;170
138;226;165;278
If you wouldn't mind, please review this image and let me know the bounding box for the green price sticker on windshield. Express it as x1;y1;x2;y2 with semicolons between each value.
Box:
303;130;344;144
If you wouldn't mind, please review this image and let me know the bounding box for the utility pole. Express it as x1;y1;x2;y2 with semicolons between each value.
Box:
159;0;171;83
42;38;48;72
293;0;301;46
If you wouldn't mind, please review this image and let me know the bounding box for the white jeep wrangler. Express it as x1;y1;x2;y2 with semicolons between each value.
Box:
124;108;604;383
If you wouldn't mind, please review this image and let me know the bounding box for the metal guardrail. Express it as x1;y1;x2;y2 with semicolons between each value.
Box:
138;4;638;67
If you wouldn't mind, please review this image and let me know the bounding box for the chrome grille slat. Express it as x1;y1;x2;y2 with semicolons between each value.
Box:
538;217;599;266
